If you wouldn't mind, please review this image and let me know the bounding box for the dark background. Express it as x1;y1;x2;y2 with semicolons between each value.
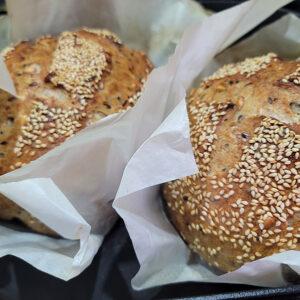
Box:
1;1;300;299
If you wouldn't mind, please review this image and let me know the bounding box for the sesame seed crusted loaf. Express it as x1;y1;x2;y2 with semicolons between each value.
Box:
163;53;300;272
0;28;153;236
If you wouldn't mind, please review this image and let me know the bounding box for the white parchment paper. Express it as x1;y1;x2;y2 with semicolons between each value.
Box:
199;12;300;81
113;0;299;289
0;15;9;51
0;0;210;280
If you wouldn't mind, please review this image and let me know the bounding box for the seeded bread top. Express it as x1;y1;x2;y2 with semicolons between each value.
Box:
163;53;300;272
0;28;153;175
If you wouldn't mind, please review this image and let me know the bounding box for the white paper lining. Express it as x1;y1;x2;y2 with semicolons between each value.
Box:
113;0;299;289
0;0;210;280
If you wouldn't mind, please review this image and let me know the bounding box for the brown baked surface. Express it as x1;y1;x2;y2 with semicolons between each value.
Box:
163;53;300;272
0;28;153;235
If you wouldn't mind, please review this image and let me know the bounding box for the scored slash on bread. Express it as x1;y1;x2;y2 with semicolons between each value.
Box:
0;28;153;235
163;53;300;272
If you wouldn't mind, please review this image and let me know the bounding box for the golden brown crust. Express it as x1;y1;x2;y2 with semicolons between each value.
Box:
0;194;56;235
163;54;300;272
0;28;153;235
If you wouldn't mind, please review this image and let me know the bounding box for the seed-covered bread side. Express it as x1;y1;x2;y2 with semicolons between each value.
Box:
163;53;300;272
0;28;153;235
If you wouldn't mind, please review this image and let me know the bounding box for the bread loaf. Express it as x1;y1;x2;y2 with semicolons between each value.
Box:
163;53;300;272
0;28;153;235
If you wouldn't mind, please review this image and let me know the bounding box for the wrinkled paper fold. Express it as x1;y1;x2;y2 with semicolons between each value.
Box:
113;0;298;290
0;0;209;280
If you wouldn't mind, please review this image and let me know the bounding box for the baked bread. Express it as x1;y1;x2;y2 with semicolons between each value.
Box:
163;53;300;272
0;28;153;235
